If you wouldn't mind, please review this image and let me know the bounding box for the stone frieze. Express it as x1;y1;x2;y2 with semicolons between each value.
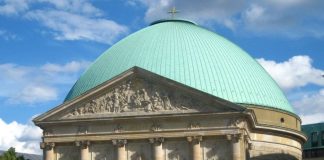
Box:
64;78;210;118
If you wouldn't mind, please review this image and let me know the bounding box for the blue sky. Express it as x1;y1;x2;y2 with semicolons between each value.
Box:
0;0;323;154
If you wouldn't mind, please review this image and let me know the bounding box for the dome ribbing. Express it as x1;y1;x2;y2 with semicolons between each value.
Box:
65;20;294;113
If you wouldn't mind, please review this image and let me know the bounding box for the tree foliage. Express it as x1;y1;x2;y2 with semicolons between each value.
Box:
0;147;26;160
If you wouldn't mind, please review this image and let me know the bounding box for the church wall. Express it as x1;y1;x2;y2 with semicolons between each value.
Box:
249;132;302;159
42;113;238;142
40;109;306;160
249;142;301;159
249;107;301;131
42;118;305;160
250;132;301;148
50;137;235;160
55;144;80;160
35;69;306;160
90;143;114;160
202;137;231;160
127;140;152;160
164;139;190;160
42;112;243;160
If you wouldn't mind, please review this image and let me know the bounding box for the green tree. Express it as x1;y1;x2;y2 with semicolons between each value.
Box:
0;147;26;160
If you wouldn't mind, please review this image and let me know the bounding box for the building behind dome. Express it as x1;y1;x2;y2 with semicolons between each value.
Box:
302;122;324;159
34;19;306;160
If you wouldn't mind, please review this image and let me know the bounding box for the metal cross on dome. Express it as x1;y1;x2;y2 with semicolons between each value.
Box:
168;7;179;19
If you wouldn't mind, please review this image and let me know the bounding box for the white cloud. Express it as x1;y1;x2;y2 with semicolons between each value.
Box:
0;0;101;16
9;85;57;104
0;118;42;154
257;55;324;91
25;10;128;44
136;0;245;30
2;0;324;38
0;0;128;44
293;89;324;124
0;29;18;40
300;113;324;125
134;0;324;38
0;0;29;16
240;1;324;38
37;0;102;16
0;61;90;104
295;89;324;112
41;60;90;73
256;55;324;124
243;4;265;26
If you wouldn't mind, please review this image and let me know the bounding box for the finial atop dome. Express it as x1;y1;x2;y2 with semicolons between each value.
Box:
168;7;179;19
150;7;196;26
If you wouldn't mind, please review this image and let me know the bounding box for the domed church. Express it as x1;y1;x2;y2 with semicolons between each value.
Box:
34;19;306;160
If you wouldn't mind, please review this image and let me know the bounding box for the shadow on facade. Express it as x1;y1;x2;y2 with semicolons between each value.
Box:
249;153;298;160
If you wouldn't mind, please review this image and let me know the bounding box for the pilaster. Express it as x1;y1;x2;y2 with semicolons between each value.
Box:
76;141;90;160
40;142;55;160
112;139;127;160
227;134;245;160
149;137;164;160
187;136;203;160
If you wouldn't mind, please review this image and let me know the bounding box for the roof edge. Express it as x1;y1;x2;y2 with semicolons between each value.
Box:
240;104;299;120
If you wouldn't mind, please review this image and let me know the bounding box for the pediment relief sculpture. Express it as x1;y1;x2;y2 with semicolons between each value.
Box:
63;78;217;118
227;118;247;129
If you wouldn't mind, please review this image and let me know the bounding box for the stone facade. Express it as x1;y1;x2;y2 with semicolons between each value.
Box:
34;67;306;160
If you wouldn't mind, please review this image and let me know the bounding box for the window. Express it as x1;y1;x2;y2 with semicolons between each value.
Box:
321;131;324;146
280;118;285;123
311;132;319;147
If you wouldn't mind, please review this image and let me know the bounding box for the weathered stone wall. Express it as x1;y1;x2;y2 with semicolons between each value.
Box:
90;143;114;160
248;132;302;160
52;138;234;160
55;145;80;160
36;66;305;160
249;107;301;131
202;137;231;160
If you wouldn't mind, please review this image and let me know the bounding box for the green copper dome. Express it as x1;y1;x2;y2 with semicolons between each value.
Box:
65;19;294;113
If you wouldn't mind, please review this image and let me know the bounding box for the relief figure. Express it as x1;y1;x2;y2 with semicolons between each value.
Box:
66;79;202;117
152;92;163;111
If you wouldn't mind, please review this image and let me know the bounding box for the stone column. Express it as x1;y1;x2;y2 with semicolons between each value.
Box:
227;134;244;160
149;137;164;160
76;141;90;160
40;142;55;160
112;139;127;160
187;136;203;160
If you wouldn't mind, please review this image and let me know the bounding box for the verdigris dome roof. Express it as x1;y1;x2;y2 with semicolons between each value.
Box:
65;19;294;113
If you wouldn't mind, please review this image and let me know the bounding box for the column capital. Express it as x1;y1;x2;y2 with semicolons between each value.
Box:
151;138;164;160
189;136;203;160
112;139;127;147
247;142;254;150
187;136;202;144
149;137;164;145
75;141;90;149
43;142;55;160
40;142;55;150
226;133;242;143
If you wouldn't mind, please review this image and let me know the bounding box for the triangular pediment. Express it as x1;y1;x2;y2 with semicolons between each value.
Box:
34;67;245;123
